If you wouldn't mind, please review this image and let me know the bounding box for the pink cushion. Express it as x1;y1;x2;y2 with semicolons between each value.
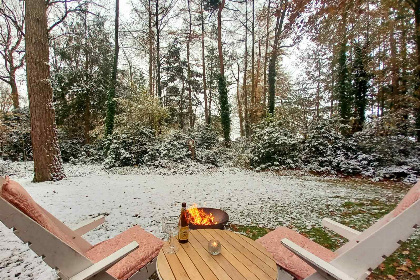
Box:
257;227;336;280
392;181;420;218
1;176;83;253
85;225;164;280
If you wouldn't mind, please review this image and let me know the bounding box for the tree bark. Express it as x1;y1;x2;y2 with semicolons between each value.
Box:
268;0;287;115
243;0;250;137
10;71;19;109
217;0;225;77
251;0;255;124
263;0;271;108
389;17;399;111
201;1;209;125
187;0;193;128
237;63;244;136
25;0;65;182
148;0;154;96
156;0;162;101
316;55;320;118
105;0;119;136
413;0;420;141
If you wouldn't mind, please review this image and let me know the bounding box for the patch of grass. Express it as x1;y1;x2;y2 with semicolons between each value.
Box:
294;226;345;251
368;237;420;279
228;224;273;240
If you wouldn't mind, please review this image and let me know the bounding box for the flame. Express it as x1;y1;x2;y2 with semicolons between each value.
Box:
187;204;218;225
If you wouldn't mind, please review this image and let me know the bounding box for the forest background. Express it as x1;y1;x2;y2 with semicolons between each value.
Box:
0;0;420;183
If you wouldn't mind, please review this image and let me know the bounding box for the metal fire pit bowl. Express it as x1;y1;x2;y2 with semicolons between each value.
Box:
188;208;229;230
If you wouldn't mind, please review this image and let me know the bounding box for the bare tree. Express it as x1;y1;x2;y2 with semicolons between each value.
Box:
0;0;25;109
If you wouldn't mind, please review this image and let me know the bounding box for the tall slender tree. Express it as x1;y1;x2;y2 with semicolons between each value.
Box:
105;0;119;136
352;42;369;132
268;0;288;115
201;0;209;124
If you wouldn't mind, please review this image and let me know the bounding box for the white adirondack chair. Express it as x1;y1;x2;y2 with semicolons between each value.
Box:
258;181;420;280
0;176;164;280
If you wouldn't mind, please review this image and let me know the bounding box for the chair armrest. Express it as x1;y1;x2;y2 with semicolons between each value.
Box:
322;218;361;240
281;239;355;280
69;241;139;280
72;216;106;236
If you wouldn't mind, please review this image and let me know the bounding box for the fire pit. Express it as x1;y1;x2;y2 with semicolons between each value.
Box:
188;207;229;230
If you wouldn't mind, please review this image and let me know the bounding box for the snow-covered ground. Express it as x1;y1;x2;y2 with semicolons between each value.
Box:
0;162;410;279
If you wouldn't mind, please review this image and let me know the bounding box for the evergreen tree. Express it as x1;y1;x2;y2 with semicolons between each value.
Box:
218;75;230;144
105;0;119;136
336;42;351;132
352;42;370;133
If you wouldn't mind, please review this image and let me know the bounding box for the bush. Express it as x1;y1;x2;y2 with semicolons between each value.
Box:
302;119;362;175
249;121;300;169
0;109;32;161
104;128;156;168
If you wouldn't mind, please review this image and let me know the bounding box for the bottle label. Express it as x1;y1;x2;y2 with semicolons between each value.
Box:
179;226;189;241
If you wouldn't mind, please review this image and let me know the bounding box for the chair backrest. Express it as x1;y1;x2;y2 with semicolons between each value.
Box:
0;177;115;279
335;181;420;255
0;176;87;253
309;182;420;280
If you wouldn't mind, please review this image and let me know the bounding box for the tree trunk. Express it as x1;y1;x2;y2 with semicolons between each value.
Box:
217;0;230;145
105;0;119;136
243;0;250;137
10;70;19;109
217;0;225;77
187;0;193;128
250;0;255;125
263;0;271;108
83;9;91;144
25;0;65;182
389;18;399;111
236;63;244;137
256;40;262;112
268;0;287;115
201;1;209;125
413;0;420;141
148;0;154;96
156;0;162;101
180;78;185;130
316;56;320;119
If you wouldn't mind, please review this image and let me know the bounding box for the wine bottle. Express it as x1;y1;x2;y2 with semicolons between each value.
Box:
178;202;189;243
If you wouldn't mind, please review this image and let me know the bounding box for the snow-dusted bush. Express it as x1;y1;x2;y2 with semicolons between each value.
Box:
249;121;300;169
150;131;191;162
301;119;363;175
104;129;156;168
59;137;84;163
189;126;219;150
0;109;32;161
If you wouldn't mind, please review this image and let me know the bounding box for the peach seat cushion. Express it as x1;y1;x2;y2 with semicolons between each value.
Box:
257;227;336;280
85;225;163;280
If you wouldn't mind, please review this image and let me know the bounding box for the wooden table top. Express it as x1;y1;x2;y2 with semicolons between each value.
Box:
156;229;277;280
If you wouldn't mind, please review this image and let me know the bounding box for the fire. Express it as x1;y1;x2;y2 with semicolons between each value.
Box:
187;204;218;225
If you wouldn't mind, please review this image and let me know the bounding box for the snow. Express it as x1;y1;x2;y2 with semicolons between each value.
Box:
0;162;410;279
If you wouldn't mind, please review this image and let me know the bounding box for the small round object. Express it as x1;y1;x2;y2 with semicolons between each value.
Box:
208;239;221;255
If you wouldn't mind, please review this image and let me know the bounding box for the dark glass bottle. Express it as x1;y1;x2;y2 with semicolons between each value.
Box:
178;202;189;243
